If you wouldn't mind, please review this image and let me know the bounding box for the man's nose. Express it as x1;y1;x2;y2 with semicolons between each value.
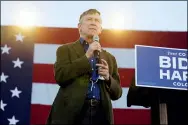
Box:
90;19;97;24
90;23;97;27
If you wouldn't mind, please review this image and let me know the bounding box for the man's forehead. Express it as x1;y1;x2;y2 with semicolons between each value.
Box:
84;13;102;19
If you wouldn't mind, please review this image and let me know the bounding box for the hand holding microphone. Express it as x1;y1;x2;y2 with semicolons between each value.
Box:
85;35;101;59
85;35;109;81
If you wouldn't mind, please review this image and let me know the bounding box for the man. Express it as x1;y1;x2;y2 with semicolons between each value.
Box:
46;9;122;125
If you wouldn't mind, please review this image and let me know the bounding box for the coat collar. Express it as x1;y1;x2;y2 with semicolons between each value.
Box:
72;39;108;62
72;40;85;58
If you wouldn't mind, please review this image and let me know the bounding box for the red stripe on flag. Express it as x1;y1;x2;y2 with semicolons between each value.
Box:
32;64;135;87
30;104;150;125
34;27;187;49
114;108;151;125
30;104;50;124
32;64;55;84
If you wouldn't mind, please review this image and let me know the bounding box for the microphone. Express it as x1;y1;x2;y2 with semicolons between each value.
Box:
93;35;104;80
93;35;100;61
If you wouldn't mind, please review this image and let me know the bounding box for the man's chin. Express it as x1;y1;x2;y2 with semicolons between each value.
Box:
87;33;99;37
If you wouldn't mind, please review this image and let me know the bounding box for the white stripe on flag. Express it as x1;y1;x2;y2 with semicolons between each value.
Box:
31;83;149;109
34;44;135;68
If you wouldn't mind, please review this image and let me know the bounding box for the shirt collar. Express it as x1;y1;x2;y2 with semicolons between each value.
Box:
79;37;89;51
79;37;86;45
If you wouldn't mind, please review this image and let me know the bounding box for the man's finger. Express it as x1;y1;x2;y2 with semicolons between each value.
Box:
98;71;106;76
96;64;108;69
96;64;105;68
98;69;107;72
101;59;108;66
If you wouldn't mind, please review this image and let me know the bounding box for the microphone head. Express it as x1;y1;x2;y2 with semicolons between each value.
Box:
93;35;99;42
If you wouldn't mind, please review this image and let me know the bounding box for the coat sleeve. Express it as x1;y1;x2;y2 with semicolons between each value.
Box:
105;55;123;100
54;45;91;87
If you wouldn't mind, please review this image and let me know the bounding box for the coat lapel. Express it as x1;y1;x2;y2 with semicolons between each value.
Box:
72;40;85;58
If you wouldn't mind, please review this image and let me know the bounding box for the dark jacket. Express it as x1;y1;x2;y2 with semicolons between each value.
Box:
127;77;151;108
46;40;122;124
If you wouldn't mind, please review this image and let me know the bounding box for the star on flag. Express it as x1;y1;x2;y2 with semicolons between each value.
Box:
7;116;19;125
10;87;22;98
0;100;7;111
12;58;24;68
15;33;25;42
1;72;9;83
1;44;11;54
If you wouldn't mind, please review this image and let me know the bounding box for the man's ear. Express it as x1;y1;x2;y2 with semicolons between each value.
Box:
78;23;82;33
78;23;81;29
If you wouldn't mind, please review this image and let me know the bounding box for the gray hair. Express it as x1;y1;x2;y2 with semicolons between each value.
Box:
79;9;101;23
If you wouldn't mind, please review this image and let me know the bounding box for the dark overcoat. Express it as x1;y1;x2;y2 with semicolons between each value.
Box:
46;40;122;124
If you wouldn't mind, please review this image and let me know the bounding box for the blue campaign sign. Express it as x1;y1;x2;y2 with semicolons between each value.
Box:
135;45;188;90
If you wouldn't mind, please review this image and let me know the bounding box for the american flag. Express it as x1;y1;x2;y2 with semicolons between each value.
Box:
1;26;187;125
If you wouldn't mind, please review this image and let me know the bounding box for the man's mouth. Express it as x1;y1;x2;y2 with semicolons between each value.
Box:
89;28;97;31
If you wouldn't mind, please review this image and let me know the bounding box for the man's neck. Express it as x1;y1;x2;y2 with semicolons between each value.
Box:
80;35;93;44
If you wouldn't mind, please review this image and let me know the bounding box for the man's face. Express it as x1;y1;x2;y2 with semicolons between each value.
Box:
78;13;102;37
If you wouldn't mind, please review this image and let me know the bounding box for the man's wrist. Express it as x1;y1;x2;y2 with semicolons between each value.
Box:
105;74;110;81
105;76;109;81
